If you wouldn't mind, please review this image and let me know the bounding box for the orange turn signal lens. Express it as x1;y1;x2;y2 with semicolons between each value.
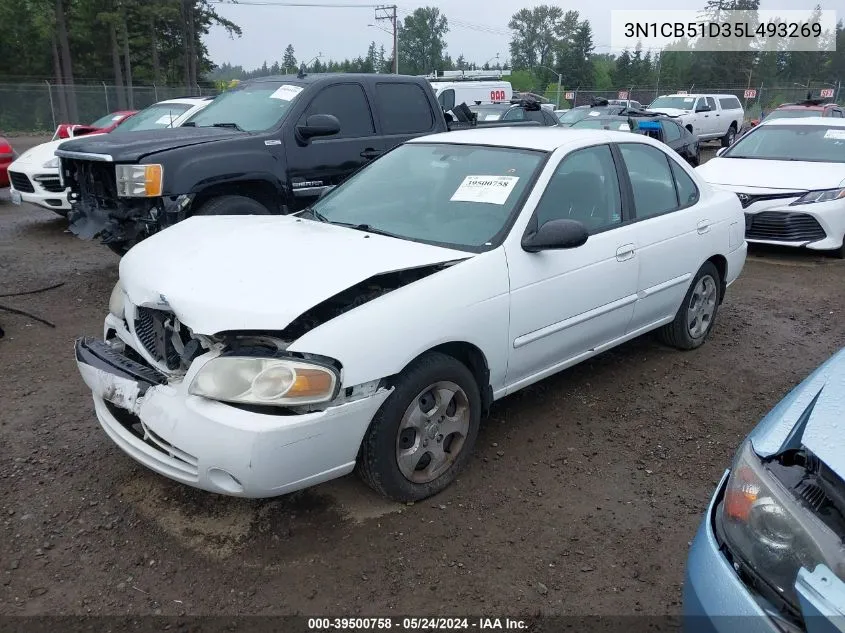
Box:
144;164;163;196
288;368;336;398
724;466;760;522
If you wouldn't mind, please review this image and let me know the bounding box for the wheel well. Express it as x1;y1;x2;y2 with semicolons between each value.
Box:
191;180;282;214
708;255;728;303
729;121;738;130
401;342;493;415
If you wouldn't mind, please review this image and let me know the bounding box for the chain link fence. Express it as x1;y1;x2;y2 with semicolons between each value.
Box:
0;83;220;133
532;84;841;119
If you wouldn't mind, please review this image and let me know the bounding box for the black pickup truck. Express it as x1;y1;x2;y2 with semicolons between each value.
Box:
57;72;506;254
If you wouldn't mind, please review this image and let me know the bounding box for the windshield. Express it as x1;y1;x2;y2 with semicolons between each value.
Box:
725;125;845;163
470;105;509;121
557;108;592;125
765;109;823;121
309;143;546;251
186;82;303;132
111;103;192;133
573;119;631;131
89;112;128;128
649;96;696;109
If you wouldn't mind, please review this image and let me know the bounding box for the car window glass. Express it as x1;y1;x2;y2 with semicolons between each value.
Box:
670;161;699;208
376;82;435;134
301;83;374;138
534;144;622;233
694;98;706;111
438;89;455;111
661;120;681;142
706;97;717;110
502;107;526;121
618;143;680;218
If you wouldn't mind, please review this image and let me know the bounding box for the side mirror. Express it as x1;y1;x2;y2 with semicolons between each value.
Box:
716;147;727;157
695;104;711;113
296;114;340;143
522;219;589;253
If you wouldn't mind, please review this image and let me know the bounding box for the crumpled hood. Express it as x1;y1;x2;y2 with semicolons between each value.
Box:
56;126;239;162
697;158;845;193
119;215;470;335
750;348;845;479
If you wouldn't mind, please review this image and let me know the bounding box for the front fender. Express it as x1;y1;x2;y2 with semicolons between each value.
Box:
287;248;511;393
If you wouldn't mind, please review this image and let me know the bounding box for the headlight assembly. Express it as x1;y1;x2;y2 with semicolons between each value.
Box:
189;356;339;406
115;164;163;197
790;188;845;205
42;156;59;169
716;441;845;610
108;281;124;319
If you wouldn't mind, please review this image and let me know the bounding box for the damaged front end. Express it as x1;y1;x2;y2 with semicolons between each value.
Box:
59;154;192;251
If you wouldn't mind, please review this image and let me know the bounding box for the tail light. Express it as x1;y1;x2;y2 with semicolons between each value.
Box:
0;140;12;159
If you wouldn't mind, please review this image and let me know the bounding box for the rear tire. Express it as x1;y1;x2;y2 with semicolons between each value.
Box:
356;352;481;502
658;262;721;350
194;195;271;216
721;124;737;148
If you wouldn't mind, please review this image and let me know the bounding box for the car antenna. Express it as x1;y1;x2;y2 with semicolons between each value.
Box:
297;64;307;79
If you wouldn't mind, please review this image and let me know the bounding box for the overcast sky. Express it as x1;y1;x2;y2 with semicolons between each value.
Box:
205;1;830;70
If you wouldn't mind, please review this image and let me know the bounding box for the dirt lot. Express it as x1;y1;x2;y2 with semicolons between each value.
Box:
2;141;844;619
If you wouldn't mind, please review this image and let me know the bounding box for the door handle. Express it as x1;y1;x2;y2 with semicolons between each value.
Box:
360;148;381;159
616;244;635;262
697;220;711;234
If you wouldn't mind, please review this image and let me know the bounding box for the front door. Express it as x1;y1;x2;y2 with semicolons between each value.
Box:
505;143;639;392
285;82;379;210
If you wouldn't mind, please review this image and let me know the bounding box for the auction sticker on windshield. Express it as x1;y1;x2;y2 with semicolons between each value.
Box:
270;85;303;101
451;175;519;205
823;129;845;140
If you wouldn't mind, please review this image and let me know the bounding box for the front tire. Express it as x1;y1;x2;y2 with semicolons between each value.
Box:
658;262;721;350
194;195;271;216
356;352;481;502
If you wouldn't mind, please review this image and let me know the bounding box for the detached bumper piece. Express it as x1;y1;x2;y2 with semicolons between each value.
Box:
745;212;826;243
75;336;165;395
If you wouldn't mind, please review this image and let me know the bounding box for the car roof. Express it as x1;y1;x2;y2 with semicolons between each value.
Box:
776;103;833;111
409;126;655;151
246;73;419;85
758;117;845;128
661;93;738;98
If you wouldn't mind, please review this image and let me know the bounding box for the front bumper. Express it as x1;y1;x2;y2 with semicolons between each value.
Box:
744;201;845;251
7;165;70;211
75;336;391;498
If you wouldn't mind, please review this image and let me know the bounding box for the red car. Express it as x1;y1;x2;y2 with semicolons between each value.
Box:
52;109;137;140
749;97;844;128
0;137;14;188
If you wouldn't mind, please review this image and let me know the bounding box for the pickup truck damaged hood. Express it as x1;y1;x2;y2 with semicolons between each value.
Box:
750;348;845;479
57;127;240;162
119;215;470;335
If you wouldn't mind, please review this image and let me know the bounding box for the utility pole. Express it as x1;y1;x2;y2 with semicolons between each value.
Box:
375;5;398;74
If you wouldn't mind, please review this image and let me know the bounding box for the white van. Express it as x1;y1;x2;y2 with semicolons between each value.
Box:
431;81;513;111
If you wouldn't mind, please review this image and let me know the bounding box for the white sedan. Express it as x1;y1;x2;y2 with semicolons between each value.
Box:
75;128;747;502
8;97;212;214
697;118;845;257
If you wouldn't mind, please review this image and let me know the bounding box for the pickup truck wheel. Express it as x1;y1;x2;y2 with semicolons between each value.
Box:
721;124;737;148
194;195;271;216
356;352;481;502
657;262;721;350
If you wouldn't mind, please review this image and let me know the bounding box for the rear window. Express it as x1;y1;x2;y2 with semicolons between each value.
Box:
765;109;823;120
719;97;741;110
376;82;435;135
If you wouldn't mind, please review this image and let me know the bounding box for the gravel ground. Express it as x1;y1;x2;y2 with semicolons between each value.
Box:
1;142;844;618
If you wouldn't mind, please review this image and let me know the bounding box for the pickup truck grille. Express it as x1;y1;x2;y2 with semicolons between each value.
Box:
66;159;118;207
745;211;826;243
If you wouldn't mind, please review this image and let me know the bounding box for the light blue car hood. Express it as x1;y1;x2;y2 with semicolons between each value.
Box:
750;347;845;478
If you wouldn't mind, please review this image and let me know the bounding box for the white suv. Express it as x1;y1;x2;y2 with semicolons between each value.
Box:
648;94;744;147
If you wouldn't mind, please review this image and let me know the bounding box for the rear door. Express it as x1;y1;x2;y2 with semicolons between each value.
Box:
617;142;711;332
284;81;378;207
704;96;719;136
373;81;442;155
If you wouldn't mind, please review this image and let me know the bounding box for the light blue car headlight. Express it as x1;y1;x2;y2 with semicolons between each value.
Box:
716;441;845;611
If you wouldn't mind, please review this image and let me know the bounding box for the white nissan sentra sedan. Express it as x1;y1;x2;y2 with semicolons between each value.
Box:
75;127;747;502
697;118;845;258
